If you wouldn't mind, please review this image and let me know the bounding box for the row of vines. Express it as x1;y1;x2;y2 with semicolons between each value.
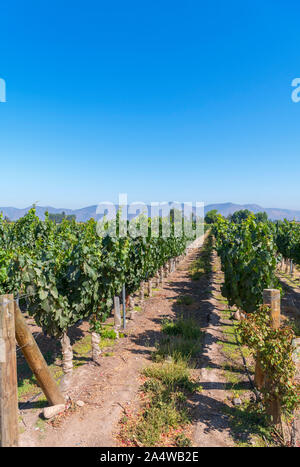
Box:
212;215;300;421
0;209;195;372
275;219;300;266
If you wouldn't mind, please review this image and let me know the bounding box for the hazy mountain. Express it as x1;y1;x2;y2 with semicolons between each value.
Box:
1;202;300;222
0;205;100;222
204;202;300;221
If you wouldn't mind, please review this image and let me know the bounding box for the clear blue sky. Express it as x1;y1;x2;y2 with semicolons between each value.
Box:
0;1;300;209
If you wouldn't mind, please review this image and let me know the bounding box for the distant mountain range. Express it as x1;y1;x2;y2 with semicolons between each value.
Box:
1;202;300;222
205;203;300;221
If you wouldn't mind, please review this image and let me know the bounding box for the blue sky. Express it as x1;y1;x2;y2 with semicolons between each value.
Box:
0;1;300;209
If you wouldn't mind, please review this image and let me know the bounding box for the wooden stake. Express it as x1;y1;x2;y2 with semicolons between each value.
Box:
128;295;136;320
140;282;145;304
122;285;126;329
159;267;164;286
263;289;282;427
114;296;121;336
14;302;65;406
0;295;18;447
263;289;281;330
91;331;101;362
254;289;281;392
285;259;289;274
155;272;160;287
148;279;152;297
60;331;73;375
290;259;294;277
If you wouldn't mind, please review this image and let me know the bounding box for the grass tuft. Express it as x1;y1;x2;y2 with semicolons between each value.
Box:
119;358;197;446
119;314;203;446
154;317;203;362
162;317;202;340
189;235;213;280
176;295;194;306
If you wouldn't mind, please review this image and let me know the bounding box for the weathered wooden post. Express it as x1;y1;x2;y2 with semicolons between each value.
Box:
91;331;101;362
148;279;152;298
14;302;65;405
60;332;73;377
263;289;281;329
285;259;289;274
122;285;126;329
264;289;281;426
0;295;19;447
128;295;136;320
290;259;294;277
140;281;145;305
114;296;121;337
159;267;164;286
254;289;281;390
155;272;160;288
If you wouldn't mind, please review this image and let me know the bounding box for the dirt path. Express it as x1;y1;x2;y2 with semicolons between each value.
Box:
187;248;260;447
190;251;236;447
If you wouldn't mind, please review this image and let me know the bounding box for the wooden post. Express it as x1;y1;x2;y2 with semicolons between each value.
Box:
155;272;160;288
263;289;281;329
148;279;152;298
255;289;281;390
60;332;73;376
114;296;121;336
128;295;134;311
14;302;65;406
159;267;164;286
0;295;18;447
128;295;136;320
91;331;101;362
122;285;126;329
285;259;289;274
290;259;294;277
140;282;145;304
263;289;281;426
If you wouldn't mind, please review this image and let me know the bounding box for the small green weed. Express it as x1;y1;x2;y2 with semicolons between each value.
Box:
176;295;194;306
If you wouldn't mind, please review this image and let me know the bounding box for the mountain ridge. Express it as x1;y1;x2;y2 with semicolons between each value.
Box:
1;202;300;221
